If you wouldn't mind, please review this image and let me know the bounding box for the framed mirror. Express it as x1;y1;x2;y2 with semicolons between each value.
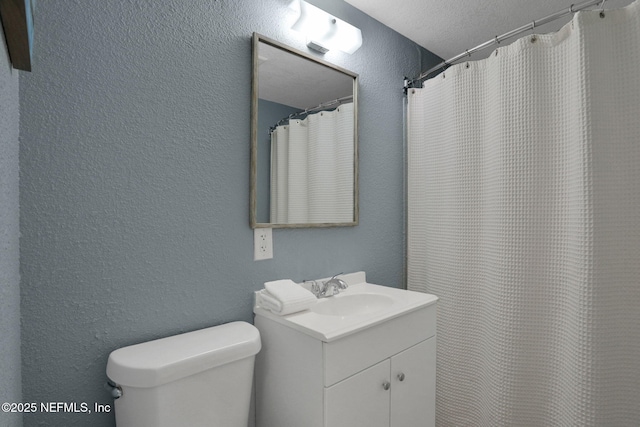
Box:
250;33;358;228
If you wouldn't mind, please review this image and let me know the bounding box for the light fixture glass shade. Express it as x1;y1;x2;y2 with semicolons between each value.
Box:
291;0;362;54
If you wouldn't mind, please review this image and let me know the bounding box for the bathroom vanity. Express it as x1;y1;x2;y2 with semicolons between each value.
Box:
254;272;438;427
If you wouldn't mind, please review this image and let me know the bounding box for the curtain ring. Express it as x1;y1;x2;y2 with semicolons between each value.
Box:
495;35;500;44
570;3;576;13
599;0;607;17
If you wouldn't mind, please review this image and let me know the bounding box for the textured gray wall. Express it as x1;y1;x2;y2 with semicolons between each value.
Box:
0;23;23;427
19;1;440;426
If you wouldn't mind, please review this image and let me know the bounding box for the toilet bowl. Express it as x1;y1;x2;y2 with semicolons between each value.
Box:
106;321;261;427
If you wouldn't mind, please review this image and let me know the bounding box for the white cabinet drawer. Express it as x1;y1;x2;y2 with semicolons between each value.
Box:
323;304;435;386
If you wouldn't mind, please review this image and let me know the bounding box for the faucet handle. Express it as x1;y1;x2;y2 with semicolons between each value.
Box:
330;273;349;290
308;274;349;298
304;280;322;298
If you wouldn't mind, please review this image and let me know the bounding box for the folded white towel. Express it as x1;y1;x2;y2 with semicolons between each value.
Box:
259;279;317;315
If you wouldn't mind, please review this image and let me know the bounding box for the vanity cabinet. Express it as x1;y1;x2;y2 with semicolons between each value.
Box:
254;303;436;427
325;338;435;427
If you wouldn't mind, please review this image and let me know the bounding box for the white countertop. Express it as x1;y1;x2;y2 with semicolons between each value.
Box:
254;272;438;342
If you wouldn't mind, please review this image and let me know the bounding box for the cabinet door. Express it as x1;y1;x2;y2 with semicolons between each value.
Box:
390;338;436;427
324;359;391;427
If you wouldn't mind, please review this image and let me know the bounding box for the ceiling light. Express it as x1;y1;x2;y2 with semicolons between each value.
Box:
290;0;362;54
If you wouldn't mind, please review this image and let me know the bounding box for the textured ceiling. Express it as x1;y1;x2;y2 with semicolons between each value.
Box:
258;41;353;109
345;0;634;62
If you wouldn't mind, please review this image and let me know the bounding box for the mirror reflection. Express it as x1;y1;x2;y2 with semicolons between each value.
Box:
251;33;358;228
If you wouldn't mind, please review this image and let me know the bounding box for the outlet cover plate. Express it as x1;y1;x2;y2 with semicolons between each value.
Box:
254;228;273;261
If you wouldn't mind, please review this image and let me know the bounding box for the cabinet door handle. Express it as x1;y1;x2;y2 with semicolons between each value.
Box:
382;381;391;391
397;372;405;382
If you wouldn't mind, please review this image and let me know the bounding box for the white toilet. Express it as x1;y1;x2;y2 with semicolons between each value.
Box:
106;321;261;427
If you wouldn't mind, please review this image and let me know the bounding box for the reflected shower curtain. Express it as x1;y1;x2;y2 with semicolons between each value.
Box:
270;102;353;223
407;3;640;426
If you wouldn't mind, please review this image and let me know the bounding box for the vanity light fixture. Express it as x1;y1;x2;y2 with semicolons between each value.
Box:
290;0;362;54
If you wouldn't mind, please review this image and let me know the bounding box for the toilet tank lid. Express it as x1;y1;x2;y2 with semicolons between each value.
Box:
106;321;261;388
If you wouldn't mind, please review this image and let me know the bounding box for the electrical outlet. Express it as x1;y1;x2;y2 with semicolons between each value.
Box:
254;228;273;261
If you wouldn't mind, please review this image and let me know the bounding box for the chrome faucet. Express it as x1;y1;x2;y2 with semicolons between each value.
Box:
310;274;349;298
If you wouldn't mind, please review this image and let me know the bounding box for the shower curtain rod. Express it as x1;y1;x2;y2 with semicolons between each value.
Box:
269;95;353;133
409;0;607;85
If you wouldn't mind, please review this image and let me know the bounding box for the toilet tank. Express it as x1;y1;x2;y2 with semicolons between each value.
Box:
107;321;261;427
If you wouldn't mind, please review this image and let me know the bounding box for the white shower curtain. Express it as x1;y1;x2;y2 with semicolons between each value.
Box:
407;3;640;426
270;102;354;223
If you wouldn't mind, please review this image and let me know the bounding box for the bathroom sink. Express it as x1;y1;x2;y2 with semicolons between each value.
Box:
311;293;394;316
254;271;438;342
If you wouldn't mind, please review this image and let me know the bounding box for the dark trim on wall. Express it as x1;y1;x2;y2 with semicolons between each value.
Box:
0;0;33;71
